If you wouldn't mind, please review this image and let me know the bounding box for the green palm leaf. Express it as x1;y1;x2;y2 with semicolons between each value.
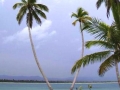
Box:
77;8;88;17
85;40;115;50
96;0;120;17
111;0;120;30
13;3;24;9
31;9;42;25
28;0;36;3
35;4;49;12
98;55;116;76
16;6;27;24
96;0;104;9
71;13;78;18
72;19;79;26
80;11;89;17
21;0;27;3
71;51;111;73
71;60;83;74
35;8;47;19
85;18;111;40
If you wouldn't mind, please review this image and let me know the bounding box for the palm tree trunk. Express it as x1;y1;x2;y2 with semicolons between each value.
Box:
115;60;120;87
70;22;84;90
28;27;53;90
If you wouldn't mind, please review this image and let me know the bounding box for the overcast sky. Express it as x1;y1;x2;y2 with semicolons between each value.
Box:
0;0;118;79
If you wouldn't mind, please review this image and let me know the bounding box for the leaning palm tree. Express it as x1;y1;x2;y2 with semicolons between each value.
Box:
96;0;120;17
71;18;120;87
13;0;53;90
70;7;91;90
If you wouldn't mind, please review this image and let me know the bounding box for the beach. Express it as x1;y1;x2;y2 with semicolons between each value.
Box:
0;82;119;90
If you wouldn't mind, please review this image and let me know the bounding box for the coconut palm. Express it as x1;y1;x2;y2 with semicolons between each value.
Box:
13;0;53;90
96;0;120;30
71;18;120;87
96;0;120;17
70;7;91;90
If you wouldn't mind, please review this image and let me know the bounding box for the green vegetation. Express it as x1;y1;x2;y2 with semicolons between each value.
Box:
71;0;120;89
4;0;120;90
70;7;91;90
13;0;52;90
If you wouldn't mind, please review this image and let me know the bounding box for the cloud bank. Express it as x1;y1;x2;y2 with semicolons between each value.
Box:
4;20;56;43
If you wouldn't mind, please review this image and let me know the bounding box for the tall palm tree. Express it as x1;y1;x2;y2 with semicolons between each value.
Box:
70;7;91;90
13;0;53;90
71;18;120;87
96;0;120;17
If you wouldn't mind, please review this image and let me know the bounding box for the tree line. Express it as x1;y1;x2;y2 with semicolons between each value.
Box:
0;79;117;83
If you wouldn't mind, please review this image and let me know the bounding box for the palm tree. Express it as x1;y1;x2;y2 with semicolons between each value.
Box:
71;18;120;87
96;0;120;17
13;0;53;90
70;7;91;90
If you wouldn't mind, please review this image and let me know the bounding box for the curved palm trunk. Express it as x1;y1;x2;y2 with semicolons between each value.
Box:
115;60;120;87
70;22;84;90
28;27;53;90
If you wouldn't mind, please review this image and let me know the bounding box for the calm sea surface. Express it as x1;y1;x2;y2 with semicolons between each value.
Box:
0;82;119;90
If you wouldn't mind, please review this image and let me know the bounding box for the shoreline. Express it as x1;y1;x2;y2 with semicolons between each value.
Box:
0;81;118;84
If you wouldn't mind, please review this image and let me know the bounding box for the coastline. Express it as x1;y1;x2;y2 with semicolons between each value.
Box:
0;80;118;84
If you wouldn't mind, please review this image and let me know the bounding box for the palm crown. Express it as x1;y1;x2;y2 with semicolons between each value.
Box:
72;18;120;76
96;0;120;17
71;8;91;30
70;8;91;90
13;0;49;28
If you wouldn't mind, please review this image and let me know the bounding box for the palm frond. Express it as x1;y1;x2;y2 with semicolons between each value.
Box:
98;55;115;76
111;0;120;30
96;0;104;9
21;0;27;3
85;40;115;50
85;17;110;40
13;3;24;9
77;8;89;17
32;9;42;25
80;11;88;17
71;51;111;73
16;6;27;24
28;0;36;3
71;60;83;74
35;4;49;12
81;21;91;31
80;16;92;24
71;13;78;18
72;19;79;26
82;51;111;67
82;16;92;20
105;0;111;17
35;8;47;19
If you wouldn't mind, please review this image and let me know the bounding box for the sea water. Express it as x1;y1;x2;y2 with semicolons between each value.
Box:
0;82;119;90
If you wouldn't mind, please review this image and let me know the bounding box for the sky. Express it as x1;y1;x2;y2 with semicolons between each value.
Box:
0;0;118;79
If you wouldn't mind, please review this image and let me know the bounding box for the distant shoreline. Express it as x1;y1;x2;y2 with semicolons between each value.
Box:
0;79;118;83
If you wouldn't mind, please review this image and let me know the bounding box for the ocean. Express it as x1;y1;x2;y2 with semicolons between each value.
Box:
0;82;119;90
